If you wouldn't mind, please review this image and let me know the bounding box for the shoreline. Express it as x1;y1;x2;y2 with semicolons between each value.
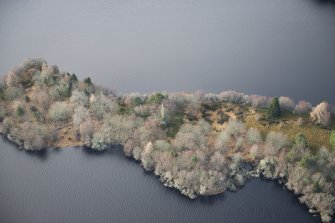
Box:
0;59;334;222
0;134;323;222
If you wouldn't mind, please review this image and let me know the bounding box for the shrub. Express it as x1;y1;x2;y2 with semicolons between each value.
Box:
267;97;281;119
316;147;332;168
217;112;229;124
124;93;143;107
225;119;246;139
24;95;30;102
3;118;14;134
215;131;230;152
30;106;44;122
286;149;301;164
310;102;331;127
265;132;289;155
154;140;171;151
148;93;165;104
4;86;23;100
16;106;24;117
235;137;244;151
300;154;317;168
295;133;308;149
35;70;59;86
191;155;198;163
313;180;322;193
48;102;71;122
70;90;89;107
21;58;46;72
49;78;71;101
91;132;107;151
133;105;151;118
247;128;262;145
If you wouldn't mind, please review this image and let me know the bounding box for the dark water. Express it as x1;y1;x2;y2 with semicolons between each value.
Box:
0;138;323;223
1;1;335;222
0;0;335;104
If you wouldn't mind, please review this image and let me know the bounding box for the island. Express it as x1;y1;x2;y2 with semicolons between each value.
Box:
0;59;334;222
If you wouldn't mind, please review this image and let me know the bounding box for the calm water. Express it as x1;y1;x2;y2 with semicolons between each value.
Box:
0;0;335;104
1;1;335;222
0;138;323;223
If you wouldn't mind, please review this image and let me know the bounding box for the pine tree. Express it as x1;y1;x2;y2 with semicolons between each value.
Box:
267;97;281;119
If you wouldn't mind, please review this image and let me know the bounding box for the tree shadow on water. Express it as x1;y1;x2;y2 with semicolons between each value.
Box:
312;0;335;6
24;149;49;161
81;144;124;157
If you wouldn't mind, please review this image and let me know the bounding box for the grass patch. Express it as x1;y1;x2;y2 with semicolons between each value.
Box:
244;113;332;150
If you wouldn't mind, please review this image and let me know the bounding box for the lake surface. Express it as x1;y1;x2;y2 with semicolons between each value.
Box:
0;0;335;104
1;1;335;222
0;138;323;223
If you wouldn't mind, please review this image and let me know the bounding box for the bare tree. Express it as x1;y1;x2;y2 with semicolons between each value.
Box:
294;100;312;114
279;96;295;111
310;102;332;127
80;117;93;146
141;141;155;171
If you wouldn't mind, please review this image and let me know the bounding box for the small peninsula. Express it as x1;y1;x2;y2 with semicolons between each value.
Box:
1;59;335;222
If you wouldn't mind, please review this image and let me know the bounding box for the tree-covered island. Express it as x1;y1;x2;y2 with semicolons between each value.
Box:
1;59;335;222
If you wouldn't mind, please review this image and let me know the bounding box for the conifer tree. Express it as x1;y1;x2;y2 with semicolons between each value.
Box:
267;97;281;119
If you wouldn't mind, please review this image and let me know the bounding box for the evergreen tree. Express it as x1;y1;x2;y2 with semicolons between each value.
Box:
84;77;94;95
267;97;281;119
71;73;78;82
